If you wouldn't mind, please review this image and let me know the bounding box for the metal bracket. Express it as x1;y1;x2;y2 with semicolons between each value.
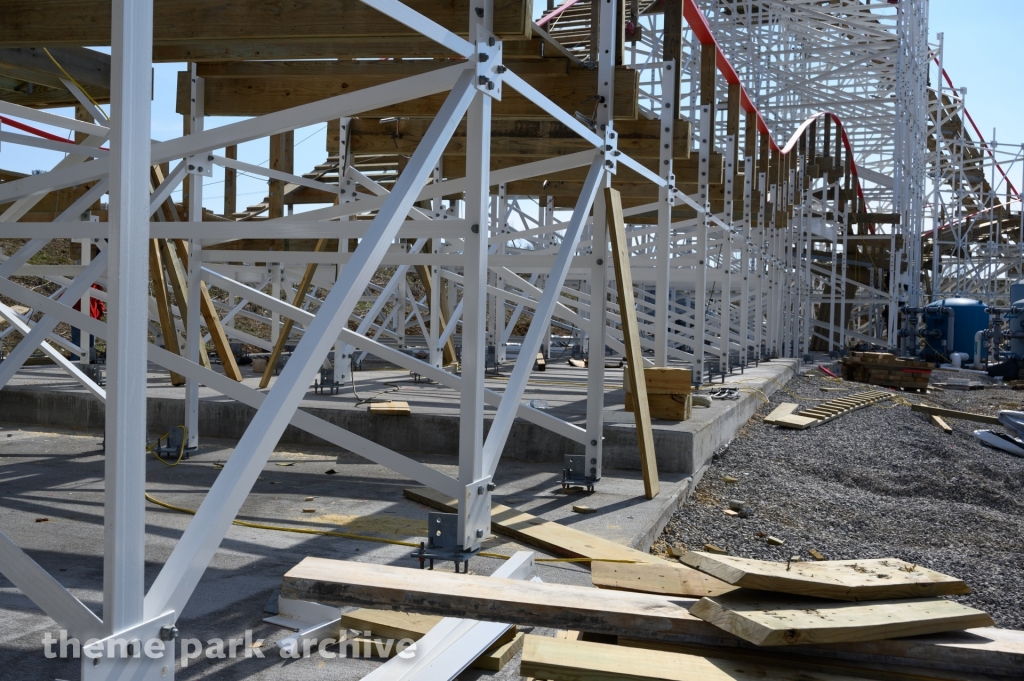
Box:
561;453;598;492
186;154;213;177
475;35;503;100
601;124;619;174
81;611;177;681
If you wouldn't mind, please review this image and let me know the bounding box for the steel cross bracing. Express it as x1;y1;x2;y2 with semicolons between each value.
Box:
0;0;953;677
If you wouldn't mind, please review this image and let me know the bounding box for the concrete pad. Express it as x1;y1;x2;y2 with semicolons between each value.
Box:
0;426;698;679
0;357;799;475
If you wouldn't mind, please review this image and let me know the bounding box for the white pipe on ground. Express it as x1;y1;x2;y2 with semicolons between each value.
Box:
974;330;986;369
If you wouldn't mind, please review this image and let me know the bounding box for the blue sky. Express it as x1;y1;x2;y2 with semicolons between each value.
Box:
2;2;1021;214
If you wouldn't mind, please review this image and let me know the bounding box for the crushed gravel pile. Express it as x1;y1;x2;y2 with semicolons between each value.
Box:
655;368;1024;629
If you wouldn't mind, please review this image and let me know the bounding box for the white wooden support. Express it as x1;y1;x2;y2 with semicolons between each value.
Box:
185;63;204;448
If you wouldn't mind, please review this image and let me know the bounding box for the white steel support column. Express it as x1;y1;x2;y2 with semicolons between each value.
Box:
584;0;617;482
739;155;752;363
142;69;480;622
456;0;492;552
185;64;204;448
654;60;676;366
104;0;152;639
695;104;712;382
722;134;736;371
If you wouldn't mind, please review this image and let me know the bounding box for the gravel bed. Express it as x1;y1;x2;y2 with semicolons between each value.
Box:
654;367;1024;629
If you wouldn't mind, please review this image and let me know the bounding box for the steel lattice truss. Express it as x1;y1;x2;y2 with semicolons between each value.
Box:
0;0;1012;678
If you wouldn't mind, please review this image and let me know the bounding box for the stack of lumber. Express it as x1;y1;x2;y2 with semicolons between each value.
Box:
840;352;932;392
281;555;1008;680
763;390;890;429
624;367;693;420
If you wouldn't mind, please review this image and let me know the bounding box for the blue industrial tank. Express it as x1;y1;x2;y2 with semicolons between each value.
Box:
1009;299;1024;359
922;298;988;361
1010;280;1024;305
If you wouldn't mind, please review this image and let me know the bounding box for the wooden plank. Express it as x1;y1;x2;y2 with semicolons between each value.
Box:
929;414;953;434
591;561;736;598
346;117;692;160
680;553;970;601
0;1;533;48
177;62;639;119
368;400;411;415
404;487;664;565
773;414;819;429
281;558;718;642
148;240;186;386
690;592;993;647
910;404;1000;425
158;239;211;368
259;237;330;389
520;635;873;681
763;403;799;424
608;187;659;499
172;239;243;381
617;637;996;681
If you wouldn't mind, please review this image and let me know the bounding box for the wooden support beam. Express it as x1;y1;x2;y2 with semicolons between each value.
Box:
172;240;243;381
177;61;640;119
346;118;691;160
680;553;970;601
259;238;330;389
282;558;711;641
690;592;993;647
910;404;1000;425
413;263;457;367
149;240;186;386
268;131;293;221
223;144;237;216
0;1;534;50
158;239;211;369
607;187;659;499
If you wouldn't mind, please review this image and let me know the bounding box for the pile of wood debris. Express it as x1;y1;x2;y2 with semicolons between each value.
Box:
841;352;932;392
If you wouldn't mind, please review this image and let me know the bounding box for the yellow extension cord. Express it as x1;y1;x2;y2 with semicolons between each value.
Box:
42;49;109;121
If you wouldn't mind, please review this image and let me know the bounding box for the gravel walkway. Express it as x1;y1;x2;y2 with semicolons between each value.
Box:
654;367;1024;629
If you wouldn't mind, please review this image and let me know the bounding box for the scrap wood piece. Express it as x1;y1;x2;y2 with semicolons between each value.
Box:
591;560;737;598
910;404;1001;425
368;400;410;415
680;552;970;601
770;391;891;430
929;414;953;434
607;187;659;499
763;402;799;424
404;487;665;564
689;592;993;646
520;635;870;681
282;558;718;642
